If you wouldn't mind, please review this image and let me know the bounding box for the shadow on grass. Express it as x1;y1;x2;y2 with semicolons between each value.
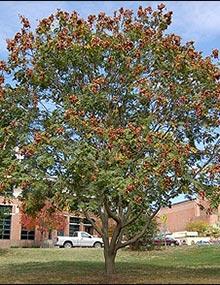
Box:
1;259;220;284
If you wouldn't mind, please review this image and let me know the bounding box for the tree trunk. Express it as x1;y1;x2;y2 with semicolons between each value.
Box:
104;248;116;275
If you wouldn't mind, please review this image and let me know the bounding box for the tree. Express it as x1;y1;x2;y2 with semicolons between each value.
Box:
186;220;209;236
1;3;219;275
205;225;220;239
20;201;67;245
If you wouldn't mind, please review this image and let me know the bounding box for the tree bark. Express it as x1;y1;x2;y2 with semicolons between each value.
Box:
101;205;117;276
104;247;117;275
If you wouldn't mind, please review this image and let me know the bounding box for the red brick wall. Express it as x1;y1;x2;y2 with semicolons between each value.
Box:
157;199;219;233
158;200;196;232
0;197;100;248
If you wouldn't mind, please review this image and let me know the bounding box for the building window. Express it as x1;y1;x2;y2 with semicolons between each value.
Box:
20;228;35;240
83;218;94;235
57;230;64;236
69;217;80;236
0;205;12;240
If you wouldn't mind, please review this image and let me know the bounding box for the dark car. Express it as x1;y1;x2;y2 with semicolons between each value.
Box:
153;237;179;246
196;240;210;246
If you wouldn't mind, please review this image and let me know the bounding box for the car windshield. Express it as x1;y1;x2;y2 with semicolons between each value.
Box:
81;232;91;238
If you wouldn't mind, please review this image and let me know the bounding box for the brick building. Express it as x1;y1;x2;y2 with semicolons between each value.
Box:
0;194;97;248
158;198;220;233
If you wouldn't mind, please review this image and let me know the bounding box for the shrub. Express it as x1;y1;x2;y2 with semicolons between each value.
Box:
186;220;209;236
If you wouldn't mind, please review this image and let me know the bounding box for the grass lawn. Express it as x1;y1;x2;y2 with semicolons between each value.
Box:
0;246;220;284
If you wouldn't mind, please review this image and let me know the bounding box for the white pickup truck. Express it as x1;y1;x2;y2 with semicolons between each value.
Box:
55;231;104;248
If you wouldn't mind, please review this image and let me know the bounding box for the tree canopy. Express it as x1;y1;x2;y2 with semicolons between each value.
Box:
20;201;67;240
0;3;219;274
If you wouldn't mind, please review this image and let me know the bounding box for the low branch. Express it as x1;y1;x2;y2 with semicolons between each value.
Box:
104;199;121;224
116;206;161;250
82;209;103;236
99;206;110;248
109;222;122;253
108;195;124;252
122;208;144;229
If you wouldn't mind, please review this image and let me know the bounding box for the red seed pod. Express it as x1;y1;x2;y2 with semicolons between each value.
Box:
0;76;4;85
69;95;78;103
158;3;165;10
212;49;219;59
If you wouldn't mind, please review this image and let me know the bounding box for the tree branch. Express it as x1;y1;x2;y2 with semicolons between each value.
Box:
122;208;144;229
82;209;103;236
109;195;124;252
104;199;121;224
99;206;110;248
193;138;220;178
116;206;161;250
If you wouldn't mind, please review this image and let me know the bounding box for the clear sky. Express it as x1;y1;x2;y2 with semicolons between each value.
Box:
0;1;219;59
0;1;219;203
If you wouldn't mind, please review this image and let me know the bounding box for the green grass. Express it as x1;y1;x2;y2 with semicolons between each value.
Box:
0;246;220;284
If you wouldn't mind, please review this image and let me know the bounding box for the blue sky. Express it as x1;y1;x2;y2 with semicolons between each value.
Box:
0;1;220;59
1;1;219;203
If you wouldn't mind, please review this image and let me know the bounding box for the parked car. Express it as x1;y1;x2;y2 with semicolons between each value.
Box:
196;240;211;246
153;236;179;246
210;239;220;245
55;231;104;248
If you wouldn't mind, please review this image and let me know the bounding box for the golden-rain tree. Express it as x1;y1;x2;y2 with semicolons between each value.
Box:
0;3;219;274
